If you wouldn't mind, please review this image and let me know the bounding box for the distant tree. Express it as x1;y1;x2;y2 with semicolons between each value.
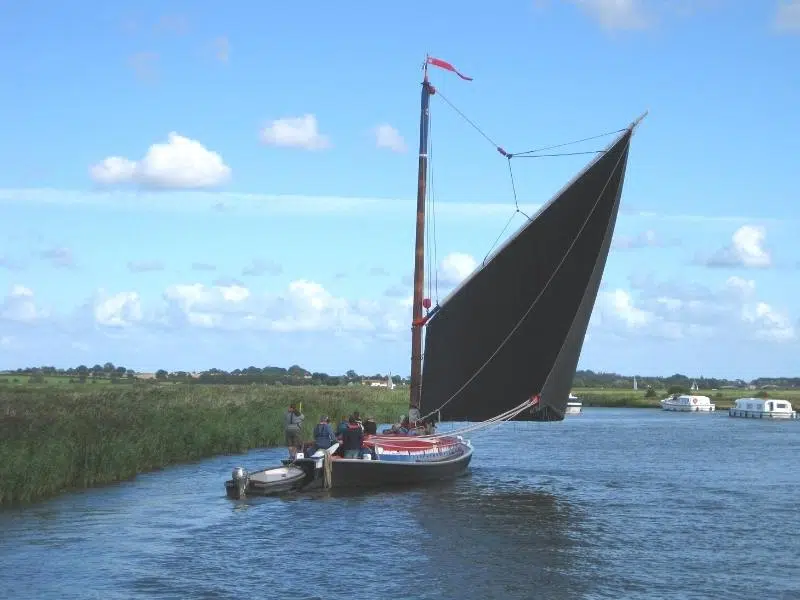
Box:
126;370;136;380
644;388;657;398
76;365;89;377
155;369;168;380
667;385;689;395
28;373;45;384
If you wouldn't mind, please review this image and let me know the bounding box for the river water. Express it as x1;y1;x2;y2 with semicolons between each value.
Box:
1;408;799;600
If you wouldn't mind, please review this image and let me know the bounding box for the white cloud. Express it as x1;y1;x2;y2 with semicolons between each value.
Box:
89;133;231;189
569;0;651;30
612;229;674;250
260;114;330;150
704;225;772;268
774;0;800;32
1;284;47;322
159;280;380;334
594;275;795;343
373;124;407;153
94;291;143;327
439;252;478;286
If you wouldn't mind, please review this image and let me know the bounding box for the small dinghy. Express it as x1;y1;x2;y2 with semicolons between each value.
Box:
225;443;338;499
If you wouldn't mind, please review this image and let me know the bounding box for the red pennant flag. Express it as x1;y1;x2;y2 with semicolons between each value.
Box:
426;56;472;81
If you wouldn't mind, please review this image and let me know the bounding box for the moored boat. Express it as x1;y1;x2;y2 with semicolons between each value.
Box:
661;394;716;412
565;393;582;415
729;397;797;419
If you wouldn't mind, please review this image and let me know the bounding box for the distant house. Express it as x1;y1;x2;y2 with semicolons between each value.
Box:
361;375;395;389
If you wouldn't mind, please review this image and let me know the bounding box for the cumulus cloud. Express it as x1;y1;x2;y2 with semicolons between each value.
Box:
373;124;407;153
439;252;478;287
702;225;771;268
260;115;330;150
1;285;48;322
127;260;165;273
774;0;800;32
594;274;795;343
94;290;144;327
158;280;380;334
89;133;231;189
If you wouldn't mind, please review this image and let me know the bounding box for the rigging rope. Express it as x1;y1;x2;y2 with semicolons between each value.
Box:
433;90;623;266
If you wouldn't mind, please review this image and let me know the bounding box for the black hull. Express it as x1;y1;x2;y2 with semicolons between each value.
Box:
328;443;473;490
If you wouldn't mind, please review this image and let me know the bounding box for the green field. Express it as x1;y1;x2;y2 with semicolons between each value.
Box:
0;384;408;507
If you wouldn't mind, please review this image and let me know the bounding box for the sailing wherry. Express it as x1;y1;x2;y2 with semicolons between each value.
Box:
225;56;646;497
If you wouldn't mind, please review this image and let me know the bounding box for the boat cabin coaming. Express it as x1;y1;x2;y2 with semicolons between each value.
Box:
661;394;716;412
729;397;797;419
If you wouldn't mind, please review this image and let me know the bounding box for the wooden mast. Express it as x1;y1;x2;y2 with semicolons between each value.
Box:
409;59;432;411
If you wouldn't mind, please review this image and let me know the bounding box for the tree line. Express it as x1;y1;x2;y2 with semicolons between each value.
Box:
2;364;798;389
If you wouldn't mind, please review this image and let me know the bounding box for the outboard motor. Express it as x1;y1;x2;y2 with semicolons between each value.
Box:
231;466;248;499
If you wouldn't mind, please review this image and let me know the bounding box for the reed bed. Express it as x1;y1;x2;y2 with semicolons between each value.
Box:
0;384;407;506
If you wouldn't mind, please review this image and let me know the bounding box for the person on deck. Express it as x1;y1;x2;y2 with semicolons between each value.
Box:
363;417;377;435
312;416;336;451
284;403;305;459
337;416;349;437
340;416;364;458
351;411;364;431
397;416;411;434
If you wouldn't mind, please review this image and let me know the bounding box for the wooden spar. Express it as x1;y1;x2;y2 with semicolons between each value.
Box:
409;60;432;411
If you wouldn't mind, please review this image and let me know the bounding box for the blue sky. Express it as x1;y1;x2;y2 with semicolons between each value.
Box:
0;0;798;379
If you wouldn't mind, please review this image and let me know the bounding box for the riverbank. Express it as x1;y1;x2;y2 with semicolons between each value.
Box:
0;384;408;507
573;388;800;409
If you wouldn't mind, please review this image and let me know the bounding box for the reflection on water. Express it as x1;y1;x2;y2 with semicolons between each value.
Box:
1;409;799;599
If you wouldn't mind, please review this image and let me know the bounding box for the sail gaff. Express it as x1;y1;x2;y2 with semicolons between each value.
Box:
419;128;634;423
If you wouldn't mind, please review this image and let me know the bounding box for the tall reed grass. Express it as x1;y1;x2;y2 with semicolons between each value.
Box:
0;384;407;506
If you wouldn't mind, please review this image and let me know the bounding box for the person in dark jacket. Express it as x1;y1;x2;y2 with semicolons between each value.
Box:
363;417;377;435
340;417;364;458
337;416;349;437
312;416;336;451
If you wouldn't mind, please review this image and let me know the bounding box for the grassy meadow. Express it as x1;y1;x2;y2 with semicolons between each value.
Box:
0;384;408;506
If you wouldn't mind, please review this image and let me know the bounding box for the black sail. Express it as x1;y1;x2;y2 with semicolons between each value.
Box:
420;128;633;422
